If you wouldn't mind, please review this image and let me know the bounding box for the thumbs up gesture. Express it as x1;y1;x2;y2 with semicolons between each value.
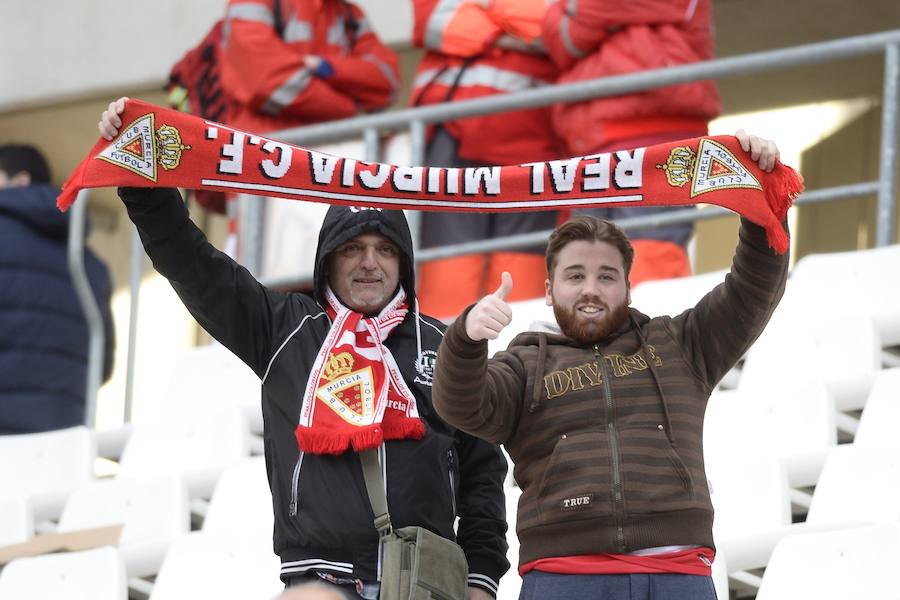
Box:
465;272;514;341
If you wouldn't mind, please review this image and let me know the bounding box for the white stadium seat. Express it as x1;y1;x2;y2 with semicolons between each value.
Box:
789;244;900;347
0;546;127;600
57;476;190;579
118;405;249;499
149;532;282;600
854;368;900;447
202;456;273;550
0;426;95;522
755;523;900;600
0;492;33;547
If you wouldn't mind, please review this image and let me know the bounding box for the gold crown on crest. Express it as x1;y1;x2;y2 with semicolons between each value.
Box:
656;145;696;188
323;352;354;381
155;124;191;171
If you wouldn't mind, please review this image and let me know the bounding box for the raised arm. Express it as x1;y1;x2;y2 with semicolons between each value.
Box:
98;98;293;376
673;131;789;388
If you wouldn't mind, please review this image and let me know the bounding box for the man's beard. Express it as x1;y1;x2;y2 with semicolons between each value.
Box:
553;296;630;344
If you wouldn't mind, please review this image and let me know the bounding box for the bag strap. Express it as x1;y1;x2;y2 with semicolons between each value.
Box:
359;449;393;538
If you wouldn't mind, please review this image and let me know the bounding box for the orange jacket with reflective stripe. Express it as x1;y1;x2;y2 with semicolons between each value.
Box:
542;0;721;154
220;0;400;134
411;0;564;165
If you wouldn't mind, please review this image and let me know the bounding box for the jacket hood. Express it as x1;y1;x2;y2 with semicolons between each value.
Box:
0;184;75;240
313;205;416;306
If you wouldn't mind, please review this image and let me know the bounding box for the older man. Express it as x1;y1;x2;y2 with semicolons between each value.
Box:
99;101;508;600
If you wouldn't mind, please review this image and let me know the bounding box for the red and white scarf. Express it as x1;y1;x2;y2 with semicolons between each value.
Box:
57;99;804;254
296;286;424;455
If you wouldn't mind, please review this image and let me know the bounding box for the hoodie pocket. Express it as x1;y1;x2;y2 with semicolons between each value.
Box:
618;425;696;513
533;431;613;527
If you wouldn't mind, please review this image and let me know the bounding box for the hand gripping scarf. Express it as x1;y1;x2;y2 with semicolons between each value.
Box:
58;99;804;254
297;286;424;455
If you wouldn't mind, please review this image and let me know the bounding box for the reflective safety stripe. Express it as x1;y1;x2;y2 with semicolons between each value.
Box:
560;15;587;59
223;2;275;47
226;2;275;25
363;54;400;92
356;16;373;37
283;17;312;42
425;0;462;50
263;67;313;115
327;18;349;48
413;65;550;94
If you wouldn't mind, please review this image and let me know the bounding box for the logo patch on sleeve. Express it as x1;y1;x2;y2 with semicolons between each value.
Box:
560;493;593;510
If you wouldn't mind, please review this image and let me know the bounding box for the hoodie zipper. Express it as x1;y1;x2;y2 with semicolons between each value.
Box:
289;451;305;517
447;450;458;518
595;345;625;553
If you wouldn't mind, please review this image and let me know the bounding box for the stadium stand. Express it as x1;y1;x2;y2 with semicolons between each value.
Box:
201;456;273;550
854;368;900;447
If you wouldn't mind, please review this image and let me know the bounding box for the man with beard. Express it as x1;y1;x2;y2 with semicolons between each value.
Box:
432;132;787;599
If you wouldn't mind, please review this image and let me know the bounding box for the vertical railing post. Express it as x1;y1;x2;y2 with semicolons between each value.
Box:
877;42;900;247
408;119;426;259
364;127;381;163
123;226;143;423
67;190;104;428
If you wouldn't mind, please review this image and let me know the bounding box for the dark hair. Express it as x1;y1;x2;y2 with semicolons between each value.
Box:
546;216;634;278
0;144;51;184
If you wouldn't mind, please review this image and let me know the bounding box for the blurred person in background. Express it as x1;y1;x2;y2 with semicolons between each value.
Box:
218;0;401;135
0;144;114;435
411;0;565;321
542;0;721;285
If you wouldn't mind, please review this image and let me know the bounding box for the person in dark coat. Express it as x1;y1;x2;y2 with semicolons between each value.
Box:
0;144;115;434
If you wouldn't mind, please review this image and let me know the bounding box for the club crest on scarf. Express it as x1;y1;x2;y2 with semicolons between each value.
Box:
657;138;761;198
96;113;191;182
296;287;425;455
317;351;376;425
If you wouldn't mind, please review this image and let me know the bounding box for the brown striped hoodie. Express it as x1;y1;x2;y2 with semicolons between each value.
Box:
432;219;789;566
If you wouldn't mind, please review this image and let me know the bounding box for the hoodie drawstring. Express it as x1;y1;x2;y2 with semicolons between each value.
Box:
631;315;677;446
528;333;548;413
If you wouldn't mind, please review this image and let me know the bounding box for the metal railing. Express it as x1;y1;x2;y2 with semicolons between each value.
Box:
67;29;900;426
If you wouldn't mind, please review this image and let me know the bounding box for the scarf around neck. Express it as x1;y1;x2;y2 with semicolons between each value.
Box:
296;286;424;455
57;99;803;254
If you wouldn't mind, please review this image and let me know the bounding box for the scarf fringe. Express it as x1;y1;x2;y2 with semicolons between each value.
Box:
764;161;805;253
294;419;426;455
380;418;426;443
295;425;385;455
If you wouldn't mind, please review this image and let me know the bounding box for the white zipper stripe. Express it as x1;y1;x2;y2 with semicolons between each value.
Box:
263;311;327;383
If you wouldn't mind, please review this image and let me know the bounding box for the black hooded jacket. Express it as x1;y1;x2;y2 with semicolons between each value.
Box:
119;187;509;593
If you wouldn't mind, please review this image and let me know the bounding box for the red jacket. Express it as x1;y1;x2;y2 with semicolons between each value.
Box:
411;0;564;165
542;0;722;154
220;0;400;134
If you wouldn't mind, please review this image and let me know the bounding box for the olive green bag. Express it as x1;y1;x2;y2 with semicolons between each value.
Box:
359;450;468;600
